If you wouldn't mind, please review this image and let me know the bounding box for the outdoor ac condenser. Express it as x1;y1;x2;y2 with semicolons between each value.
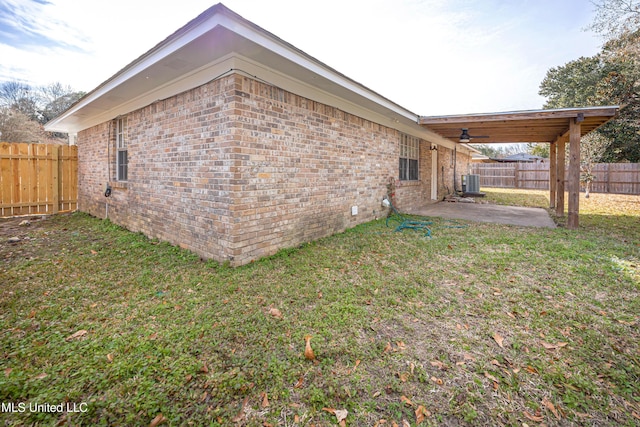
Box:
466;174;480;193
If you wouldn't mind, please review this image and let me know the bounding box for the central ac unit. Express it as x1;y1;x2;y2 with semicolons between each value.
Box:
466;174;480;193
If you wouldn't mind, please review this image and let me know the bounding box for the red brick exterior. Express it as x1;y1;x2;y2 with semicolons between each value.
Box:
77;73;470;265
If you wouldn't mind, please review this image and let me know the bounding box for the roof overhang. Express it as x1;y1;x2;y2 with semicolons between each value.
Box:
45;3;459;150
419;106;619;144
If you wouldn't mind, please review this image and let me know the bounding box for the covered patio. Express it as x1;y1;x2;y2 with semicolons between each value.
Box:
419;106;619;229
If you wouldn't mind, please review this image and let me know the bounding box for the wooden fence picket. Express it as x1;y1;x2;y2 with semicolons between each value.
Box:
471;162;640;195
0;142;78;217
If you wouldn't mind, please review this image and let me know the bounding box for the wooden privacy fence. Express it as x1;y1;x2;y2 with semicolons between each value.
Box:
471;162;640;195
0;142;78;217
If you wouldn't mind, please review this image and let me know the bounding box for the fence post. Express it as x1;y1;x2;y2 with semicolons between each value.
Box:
514;163;519;188
52;146;59;214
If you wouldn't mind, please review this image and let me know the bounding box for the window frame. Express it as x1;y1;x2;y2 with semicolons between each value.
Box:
399;133;419;181
116;117;128;181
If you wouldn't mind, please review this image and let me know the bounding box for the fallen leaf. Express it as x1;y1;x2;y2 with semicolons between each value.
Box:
65;330;88;341
304;335;315;361
148;332;158;340
383;342;392;353
492;332;505;348
399;372;409;382
294;376;304;388
4;368;12;377
396;341;406;351
490;359;502;367
430;376;443;385
106;353;114;363
268;307;282;319
415;405;431;424
401;395;413;407
334;409;348;423
90;250;98;255
463;353;476;361
402;419;411;427
33;372;47;380
542;397;560;419
28;309;36;318
232;397;249;423
541;341;568;350
430;360;448;370
200;363;209;373
523;411;544;422
631;411;640;420
261;392;270;408
484;371;499;383
149;413;166;427
525;366;538;374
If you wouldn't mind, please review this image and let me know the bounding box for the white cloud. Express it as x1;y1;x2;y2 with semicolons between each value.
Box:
1;0;603;115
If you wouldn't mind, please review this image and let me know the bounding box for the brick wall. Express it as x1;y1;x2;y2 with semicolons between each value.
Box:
77;73;468;265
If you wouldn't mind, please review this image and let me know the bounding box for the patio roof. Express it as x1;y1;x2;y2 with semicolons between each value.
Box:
419;106;619;144
420;105;621;230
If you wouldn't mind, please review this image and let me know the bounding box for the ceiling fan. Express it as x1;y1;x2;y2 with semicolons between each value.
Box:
445;128;490;143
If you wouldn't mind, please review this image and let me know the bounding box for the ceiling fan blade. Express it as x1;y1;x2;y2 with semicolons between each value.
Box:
443;135;490;139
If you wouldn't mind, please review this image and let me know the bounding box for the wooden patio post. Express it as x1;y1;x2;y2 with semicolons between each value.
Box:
568;117;582;229
555;137;566;216
549;141;556;209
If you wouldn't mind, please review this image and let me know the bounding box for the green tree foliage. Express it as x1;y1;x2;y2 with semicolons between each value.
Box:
526;143;550;158
539;0;640;162
539;56;609;109
471;144;527;159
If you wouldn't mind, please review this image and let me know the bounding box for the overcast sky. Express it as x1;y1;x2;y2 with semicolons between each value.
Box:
1;0;603;115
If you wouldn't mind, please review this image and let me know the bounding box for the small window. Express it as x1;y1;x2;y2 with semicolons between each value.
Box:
116;117;128;181
399;133;419;181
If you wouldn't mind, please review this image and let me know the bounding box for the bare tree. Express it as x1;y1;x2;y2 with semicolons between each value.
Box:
589;0;640;38
0;81;40;121
0;107;47;142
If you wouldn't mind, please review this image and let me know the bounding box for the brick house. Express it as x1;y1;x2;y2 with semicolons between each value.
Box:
46;3;474;265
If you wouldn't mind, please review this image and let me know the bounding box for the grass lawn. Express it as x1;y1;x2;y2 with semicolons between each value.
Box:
1;188;638;426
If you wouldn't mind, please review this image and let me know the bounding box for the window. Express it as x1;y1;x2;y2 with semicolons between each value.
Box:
399;133;419;181
116;117;128;181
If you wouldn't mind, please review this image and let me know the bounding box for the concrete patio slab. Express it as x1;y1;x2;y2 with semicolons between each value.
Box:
409;202;557;228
